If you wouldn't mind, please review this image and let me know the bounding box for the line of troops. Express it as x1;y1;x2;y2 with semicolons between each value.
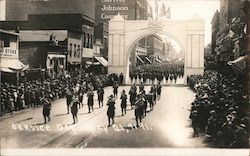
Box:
129;63;184;83
41;81;162;127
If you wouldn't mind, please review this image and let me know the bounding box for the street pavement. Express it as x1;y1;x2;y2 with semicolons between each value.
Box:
0;85;207;148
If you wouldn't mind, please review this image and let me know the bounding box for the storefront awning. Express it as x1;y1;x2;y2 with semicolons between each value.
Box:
48;54;65;59
0;58;25;70
227;55;246;72
94;56;108;66
136;55;144;63
86;61;100;65
0;67;16;73
145;57;152;63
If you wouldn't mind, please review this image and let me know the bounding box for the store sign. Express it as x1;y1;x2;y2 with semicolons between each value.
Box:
97;0;131;21
0;47;18;58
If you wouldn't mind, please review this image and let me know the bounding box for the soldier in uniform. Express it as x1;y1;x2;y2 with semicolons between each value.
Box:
87;90;94;113
120;90;127;116
139;82;144;92
156;82;162;100
41;96;51;124
147;90;154;111
70;94;79;124
113;81;119;98
129;83;137;109
97;86;104;108
66;88;73;114
134;94;144;127
107;95;115;126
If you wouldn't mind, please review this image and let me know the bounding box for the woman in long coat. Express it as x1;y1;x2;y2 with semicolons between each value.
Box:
107;95;115;126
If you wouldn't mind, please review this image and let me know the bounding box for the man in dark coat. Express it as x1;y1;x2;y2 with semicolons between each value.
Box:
107;95;115;126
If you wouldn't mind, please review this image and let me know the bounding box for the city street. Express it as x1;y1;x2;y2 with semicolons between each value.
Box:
0;85;207;148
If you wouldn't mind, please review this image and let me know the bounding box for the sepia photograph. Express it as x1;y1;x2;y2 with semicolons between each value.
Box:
0;0;249;155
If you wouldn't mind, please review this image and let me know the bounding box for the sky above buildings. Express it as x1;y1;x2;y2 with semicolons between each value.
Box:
148;0;220;46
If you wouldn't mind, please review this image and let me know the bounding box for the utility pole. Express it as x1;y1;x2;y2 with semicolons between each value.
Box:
80;33;83;79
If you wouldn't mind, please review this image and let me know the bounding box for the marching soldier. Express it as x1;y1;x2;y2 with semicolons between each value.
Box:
134;94;144;127
139;82;144;92
66;88;73;114
41;96;51;124
147;90;154;111
107;95;115;126
156;82;162;100
97;86;104;108
70;94;79;124
120;90;127;116
87;90;94;113
129;83;137;109
113;81;119;98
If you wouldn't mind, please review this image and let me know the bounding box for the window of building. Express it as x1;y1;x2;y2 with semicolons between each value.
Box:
4;37;10;47
87;34;90;48
77;45;80;57
83;33;86;48
90;35;92;48
50;59;53;66
69;44;72;57
74;44;77;57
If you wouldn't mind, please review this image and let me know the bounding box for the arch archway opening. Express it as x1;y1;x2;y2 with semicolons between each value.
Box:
126;32;185;85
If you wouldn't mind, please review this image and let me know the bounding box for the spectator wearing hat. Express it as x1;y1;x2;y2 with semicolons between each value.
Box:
189;109;199;137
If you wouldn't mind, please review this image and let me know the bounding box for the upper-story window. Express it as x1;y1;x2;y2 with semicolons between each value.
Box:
69;44;72;57
87;34;90;48
74;44;77;57
77;45;80;58
83;33;86;48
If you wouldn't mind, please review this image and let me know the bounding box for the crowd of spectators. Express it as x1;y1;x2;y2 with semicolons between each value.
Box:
188;70;249;148
0;71;116;116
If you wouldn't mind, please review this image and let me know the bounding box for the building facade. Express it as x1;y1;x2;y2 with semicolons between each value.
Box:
0;29;25;84
95;0;153;66
1;13;95;77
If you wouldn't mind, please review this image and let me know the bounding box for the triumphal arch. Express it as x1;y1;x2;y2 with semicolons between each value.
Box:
108;14;205;84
